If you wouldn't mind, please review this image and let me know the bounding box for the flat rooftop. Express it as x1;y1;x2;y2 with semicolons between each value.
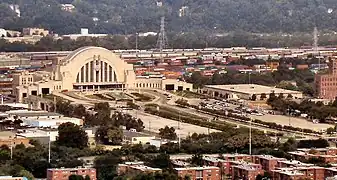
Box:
6;110;63;117
123;130;154;138
205;84;302;95
175;166;219;171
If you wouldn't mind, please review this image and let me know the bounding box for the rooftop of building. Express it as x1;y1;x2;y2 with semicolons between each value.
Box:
202;156;228;163
6;110;62;117
272;168;305;176
123;130;155;138
204;84;302;95
255;154;286;160
297;147;337;152
232;164;262;171
326;167;337;172
278;160;314;167
129;165;161;171
123;161;144;165
175;166;219;171
47;167;95;171
171;160;191;167
288;151;337;158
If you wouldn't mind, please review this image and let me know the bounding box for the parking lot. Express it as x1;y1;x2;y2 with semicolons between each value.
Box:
184;97;333;132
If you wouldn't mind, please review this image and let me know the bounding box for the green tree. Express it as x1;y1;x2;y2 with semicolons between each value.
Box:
94;153;121;180
150;153;171;169
191;153;203;166
159;126;177;140
95;126;123;145
69;174;84;180
73;104;86;118
287;94;293;99
84;175;91;180
56;122;88;149
17;170;34;180
251;94;257;101
260;93;267;100
327;127;335;135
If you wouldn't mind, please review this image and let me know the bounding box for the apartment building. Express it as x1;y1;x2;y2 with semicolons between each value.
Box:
174;166;220;180
231;164;264;180
46;167;96;180
272;167;325;180
289;148;337;164
203;156;231;175
253;155;286;172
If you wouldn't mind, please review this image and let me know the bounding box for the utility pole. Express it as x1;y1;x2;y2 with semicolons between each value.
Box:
10;137;13;160
48;131;51;163
178;109;181;149
249;117;252;155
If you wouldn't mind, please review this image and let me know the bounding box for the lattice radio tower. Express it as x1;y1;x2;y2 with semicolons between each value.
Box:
156;16;168;61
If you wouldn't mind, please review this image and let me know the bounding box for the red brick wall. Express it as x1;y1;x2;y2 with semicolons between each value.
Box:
47;169;96;180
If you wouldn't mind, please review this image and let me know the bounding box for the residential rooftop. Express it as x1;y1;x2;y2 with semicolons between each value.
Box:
278;160;313;167
175;166;219;171
47;167;95;171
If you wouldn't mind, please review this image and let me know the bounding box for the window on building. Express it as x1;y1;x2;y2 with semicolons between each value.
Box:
196;170;203;179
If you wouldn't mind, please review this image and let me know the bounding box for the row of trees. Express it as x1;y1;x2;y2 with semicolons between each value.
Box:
4;32;337;52
267;95;337;122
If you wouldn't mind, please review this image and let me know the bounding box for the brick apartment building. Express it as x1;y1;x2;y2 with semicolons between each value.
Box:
315;57;337;100
171;153;337;180
46;167;96;180
253;155;286;172
231;163;264;180
272;166;325;180
289;147;337;164
174;166;220;180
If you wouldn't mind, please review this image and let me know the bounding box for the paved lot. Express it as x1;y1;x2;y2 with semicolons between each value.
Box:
128;110;219;138
250;114;333;131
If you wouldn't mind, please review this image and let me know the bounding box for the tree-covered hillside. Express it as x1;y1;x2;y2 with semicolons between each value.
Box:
1;0;337;35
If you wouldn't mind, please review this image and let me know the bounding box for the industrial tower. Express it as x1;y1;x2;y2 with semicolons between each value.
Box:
156;16;168;61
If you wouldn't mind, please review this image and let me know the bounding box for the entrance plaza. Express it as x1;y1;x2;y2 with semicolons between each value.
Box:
12;46;192;102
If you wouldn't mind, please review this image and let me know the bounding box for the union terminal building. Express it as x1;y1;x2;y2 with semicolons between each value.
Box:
13;46;192;102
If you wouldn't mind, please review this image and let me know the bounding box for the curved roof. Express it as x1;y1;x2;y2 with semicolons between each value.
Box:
61;46;111;64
